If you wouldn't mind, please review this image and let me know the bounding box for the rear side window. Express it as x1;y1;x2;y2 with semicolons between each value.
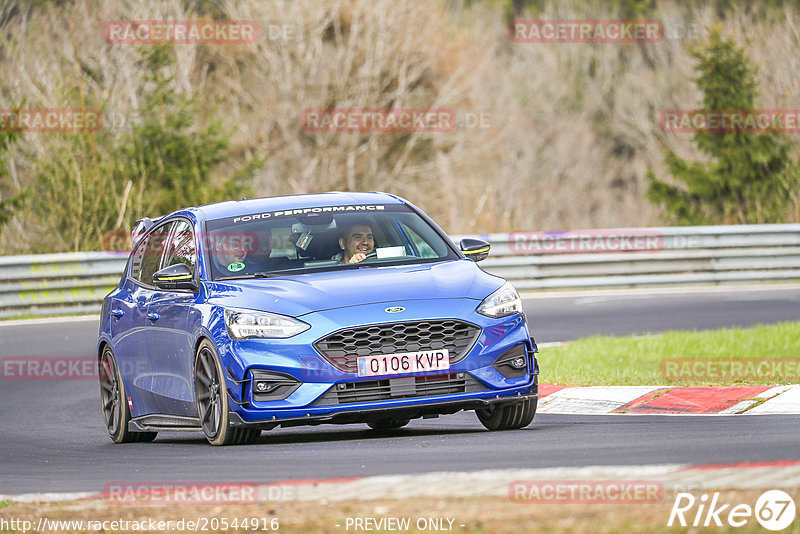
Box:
129;223;173;287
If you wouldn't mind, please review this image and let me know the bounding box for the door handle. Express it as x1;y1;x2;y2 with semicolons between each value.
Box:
111;308;124;319
146;312;160;322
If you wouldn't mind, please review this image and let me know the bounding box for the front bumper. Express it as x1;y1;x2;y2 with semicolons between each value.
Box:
229;381;538;429
213;299;538;424
227;354;538;426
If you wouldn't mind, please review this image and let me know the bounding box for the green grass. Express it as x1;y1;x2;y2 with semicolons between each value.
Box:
540;321;800;386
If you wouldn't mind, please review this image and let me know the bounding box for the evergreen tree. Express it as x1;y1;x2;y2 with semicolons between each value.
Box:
122;46;261;217
647;26;795;224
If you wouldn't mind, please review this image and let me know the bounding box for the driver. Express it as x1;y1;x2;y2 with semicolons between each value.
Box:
338;223;375;264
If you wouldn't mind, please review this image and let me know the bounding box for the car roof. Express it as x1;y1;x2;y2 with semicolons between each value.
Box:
190;191;405;221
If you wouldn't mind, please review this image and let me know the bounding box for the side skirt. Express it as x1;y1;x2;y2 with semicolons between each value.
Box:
129;414;202;432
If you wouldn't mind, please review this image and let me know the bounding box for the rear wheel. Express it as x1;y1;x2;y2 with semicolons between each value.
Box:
367;418;410;430
194;340;260;446
476;398;537;431
99;346;157;443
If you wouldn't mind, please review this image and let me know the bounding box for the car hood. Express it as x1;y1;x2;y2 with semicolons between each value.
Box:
205;259;504;317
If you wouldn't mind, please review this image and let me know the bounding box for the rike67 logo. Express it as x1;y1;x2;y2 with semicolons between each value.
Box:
668;490;796;531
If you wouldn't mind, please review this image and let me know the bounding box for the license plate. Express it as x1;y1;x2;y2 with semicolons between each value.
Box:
357;349;450;378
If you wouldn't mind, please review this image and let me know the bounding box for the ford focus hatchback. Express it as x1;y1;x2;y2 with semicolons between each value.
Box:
98;192;539;445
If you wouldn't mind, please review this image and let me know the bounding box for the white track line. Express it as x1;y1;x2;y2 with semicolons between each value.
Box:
721;386;795;414
747;385;800;414
538;386;664;414
4;462;799;504
0;315;98;327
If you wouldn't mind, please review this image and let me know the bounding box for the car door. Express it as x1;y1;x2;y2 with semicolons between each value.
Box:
146;219;200;417
108;224;170;417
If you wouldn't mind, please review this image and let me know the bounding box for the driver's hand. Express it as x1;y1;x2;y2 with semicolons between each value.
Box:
347;252;367;264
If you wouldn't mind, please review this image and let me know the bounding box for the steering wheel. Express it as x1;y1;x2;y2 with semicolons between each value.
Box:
358;251;379;263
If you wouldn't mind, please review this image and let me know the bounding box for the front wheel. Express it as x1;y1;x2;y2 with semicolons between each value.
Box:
194;340;260;446
476;397;537;431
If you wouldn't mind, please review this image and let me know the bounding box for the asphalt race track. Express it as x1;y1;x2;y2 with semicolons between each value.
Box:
1;285;799;495
525;285;800;342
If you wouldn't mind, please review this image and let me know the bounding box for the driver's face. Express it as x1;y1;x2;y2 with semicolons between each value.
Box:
339;225;374;261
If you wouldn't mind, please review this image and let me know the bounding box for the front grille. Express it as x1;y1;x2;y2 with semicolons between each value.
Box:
313;373;487;406
313;319;481;373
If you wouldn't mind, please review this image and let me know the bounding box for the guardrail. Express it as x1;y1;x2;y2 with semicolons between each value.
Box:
0;224;798;319
457;223;800;290
0;252;127;319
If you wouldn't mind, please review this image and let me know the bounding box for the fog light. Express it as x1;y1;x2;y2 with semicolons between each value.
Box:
250;370;301;401
492;345;529;379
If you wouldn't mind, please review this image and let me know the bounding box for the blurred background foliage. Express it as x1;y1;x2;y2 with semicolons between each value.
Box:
0;0;798;253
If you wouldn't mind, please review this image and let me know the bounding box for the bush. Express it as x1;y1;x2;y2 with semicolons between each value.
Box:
30;46;262;252
0;127;27;234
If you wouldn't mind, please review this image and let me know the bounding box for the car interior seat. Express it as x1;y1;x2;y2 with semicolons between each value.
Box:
289;230;342;261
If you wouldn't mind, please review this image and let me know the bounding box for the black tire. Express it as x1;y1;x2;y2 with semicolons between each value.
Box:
366;418;411;430
99;346;158;443
194;339;260;446
476;397;537;431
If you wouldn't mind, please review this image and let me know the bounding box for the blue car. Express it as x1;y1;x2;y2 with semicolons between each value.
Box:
98;192;539;445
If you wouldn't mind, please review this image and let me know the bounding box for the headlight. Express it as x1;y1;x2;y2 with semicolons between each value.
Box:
224;308;310;339
477;281;524;318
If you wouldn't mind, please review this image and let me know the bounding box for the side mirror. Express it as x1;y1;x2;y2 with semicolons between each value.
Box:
153;263;198;291
460;238;490;262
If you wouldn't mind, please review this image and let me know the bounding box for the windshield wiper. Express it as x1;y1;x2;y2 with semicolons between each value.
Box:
215;261;416;281
337;262;377;270
216;269;299;280
251;269;300;278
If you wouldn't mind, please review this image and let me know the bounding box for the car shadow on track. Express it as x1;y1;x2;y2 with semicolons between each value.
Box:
147;425;507;447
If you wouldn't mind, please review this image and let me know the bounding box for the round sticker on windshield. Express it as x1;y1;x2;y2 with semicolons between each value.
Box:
227;262;245;272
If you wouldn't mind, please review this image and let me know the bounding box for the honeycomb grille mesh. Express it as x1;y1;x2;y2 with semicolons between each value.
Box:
313;320;481;373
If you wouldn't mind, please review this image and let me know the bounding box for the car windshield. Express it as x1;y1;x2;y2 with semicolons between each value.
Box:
205;204;459;280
